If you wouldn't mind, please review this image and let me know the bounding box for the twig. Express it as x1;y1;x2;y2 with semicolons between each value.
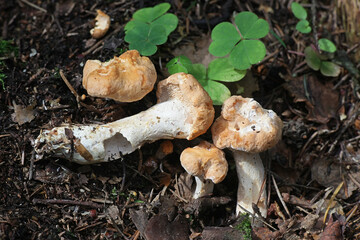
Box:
19;0;47;13
59;69;81;107
311;0;319;50
28;150;35;180
271;175;291;218
33;198;103;208
237;204;278;231
107;214;129;240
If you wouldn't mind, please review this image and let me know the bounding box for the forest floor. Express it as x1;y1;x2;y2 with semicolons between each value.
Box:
1;0;360;239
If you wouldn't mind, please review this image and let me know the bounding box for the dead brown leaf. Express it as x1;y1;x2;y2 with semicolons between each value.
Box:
144;214;189;240
320;214;345;240
11;101;35;125
284;74;339;124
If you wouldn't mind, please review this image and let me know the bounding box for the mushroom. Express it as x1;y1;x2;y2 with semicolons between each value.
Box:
83;50;157;102
211;96;282;218
180;141;228;199
35;73;214;164
90;10;110;39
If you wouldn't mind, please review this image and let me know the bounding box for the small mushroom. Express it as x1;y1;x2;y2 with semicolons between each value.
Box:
83;50;157;102
211;96;282;218
90;10;110;39
35;73;214;164
180;141;228;199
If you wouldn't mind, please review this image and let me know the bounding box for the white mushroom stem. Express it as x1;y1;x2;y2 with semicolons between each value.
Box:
233;151;267;218
35;99;190;164
193;176;214;199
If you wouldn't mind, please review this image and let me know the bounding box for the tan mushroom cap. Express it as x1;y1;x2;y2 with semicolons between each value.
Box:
90;10;110;39
157;73;215;140
180;141;228;184
212;96;283;153
83;50;157;102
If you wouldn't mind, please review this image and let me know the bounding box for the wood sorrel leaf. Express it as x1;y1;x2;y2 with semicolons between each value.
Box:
209;22;241;57
166;56;192;74
320;61;341;77
198;79;231;105
318;38;337;53
230;40;266;70
133;3;171;23
291;2;307;20
296;19;312;34
208;58;246;82
235;12;269;39
305;46;321;71
153;13;178;35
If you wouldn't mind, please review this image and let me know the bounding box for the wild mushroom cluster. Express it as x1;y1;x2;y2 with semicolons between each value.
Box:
34;50;282;220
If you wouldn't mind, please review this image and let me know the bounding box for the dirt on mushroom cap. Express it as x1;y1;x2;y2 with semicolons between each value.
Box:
212;96;283;153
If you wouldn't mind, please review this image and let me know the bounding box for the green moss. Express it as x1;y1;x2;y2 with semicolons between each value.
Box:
235;214;252;240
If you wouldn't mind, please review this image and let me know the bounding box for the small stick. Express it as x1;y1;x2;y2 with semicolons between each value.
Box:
59;70;81;107
271;175;291;218
107;214;129;240
33;198;103;208
19;0;47;13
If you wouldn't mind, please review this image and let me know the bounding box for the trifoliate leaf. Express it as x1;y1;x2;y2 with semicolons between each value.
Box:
318;38;337;53
235;12;269;39
209;22;241;57
304;46;321;70
125;23;166;56
296;19;312;34
229;40;266;70
208;58;246;82
291;2;307;20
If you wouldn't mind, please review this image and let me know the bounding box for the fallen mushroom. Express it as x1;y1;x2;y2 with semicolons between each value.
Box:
180;141;228;199
90;10;110;39
211;96;282;218
35;73;214;164
83;50;157;102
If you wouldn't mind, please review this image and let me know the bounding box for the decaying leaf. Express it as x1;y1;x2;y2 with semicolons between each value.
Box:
11;101;35;125
284;74;339;124
311;157;359;199
320;214;345;240
144;214;189;240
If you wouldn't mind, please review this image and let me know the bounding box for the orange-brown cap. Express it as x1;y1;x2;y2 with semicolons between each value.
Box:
212;96;283;153
180;141;228;184
83;50;157;102
90;10;110;39
156;73;214;140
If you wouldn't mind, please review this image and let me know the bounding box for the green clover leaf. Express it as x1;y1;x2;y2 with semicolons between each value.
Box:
209;11;269;70
133;3;171;23
124;3;178;56
235;12;269;39
208;58;246;82
166;55;193;74
208;22;241;57
230;40;266;70
125;23;167;56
